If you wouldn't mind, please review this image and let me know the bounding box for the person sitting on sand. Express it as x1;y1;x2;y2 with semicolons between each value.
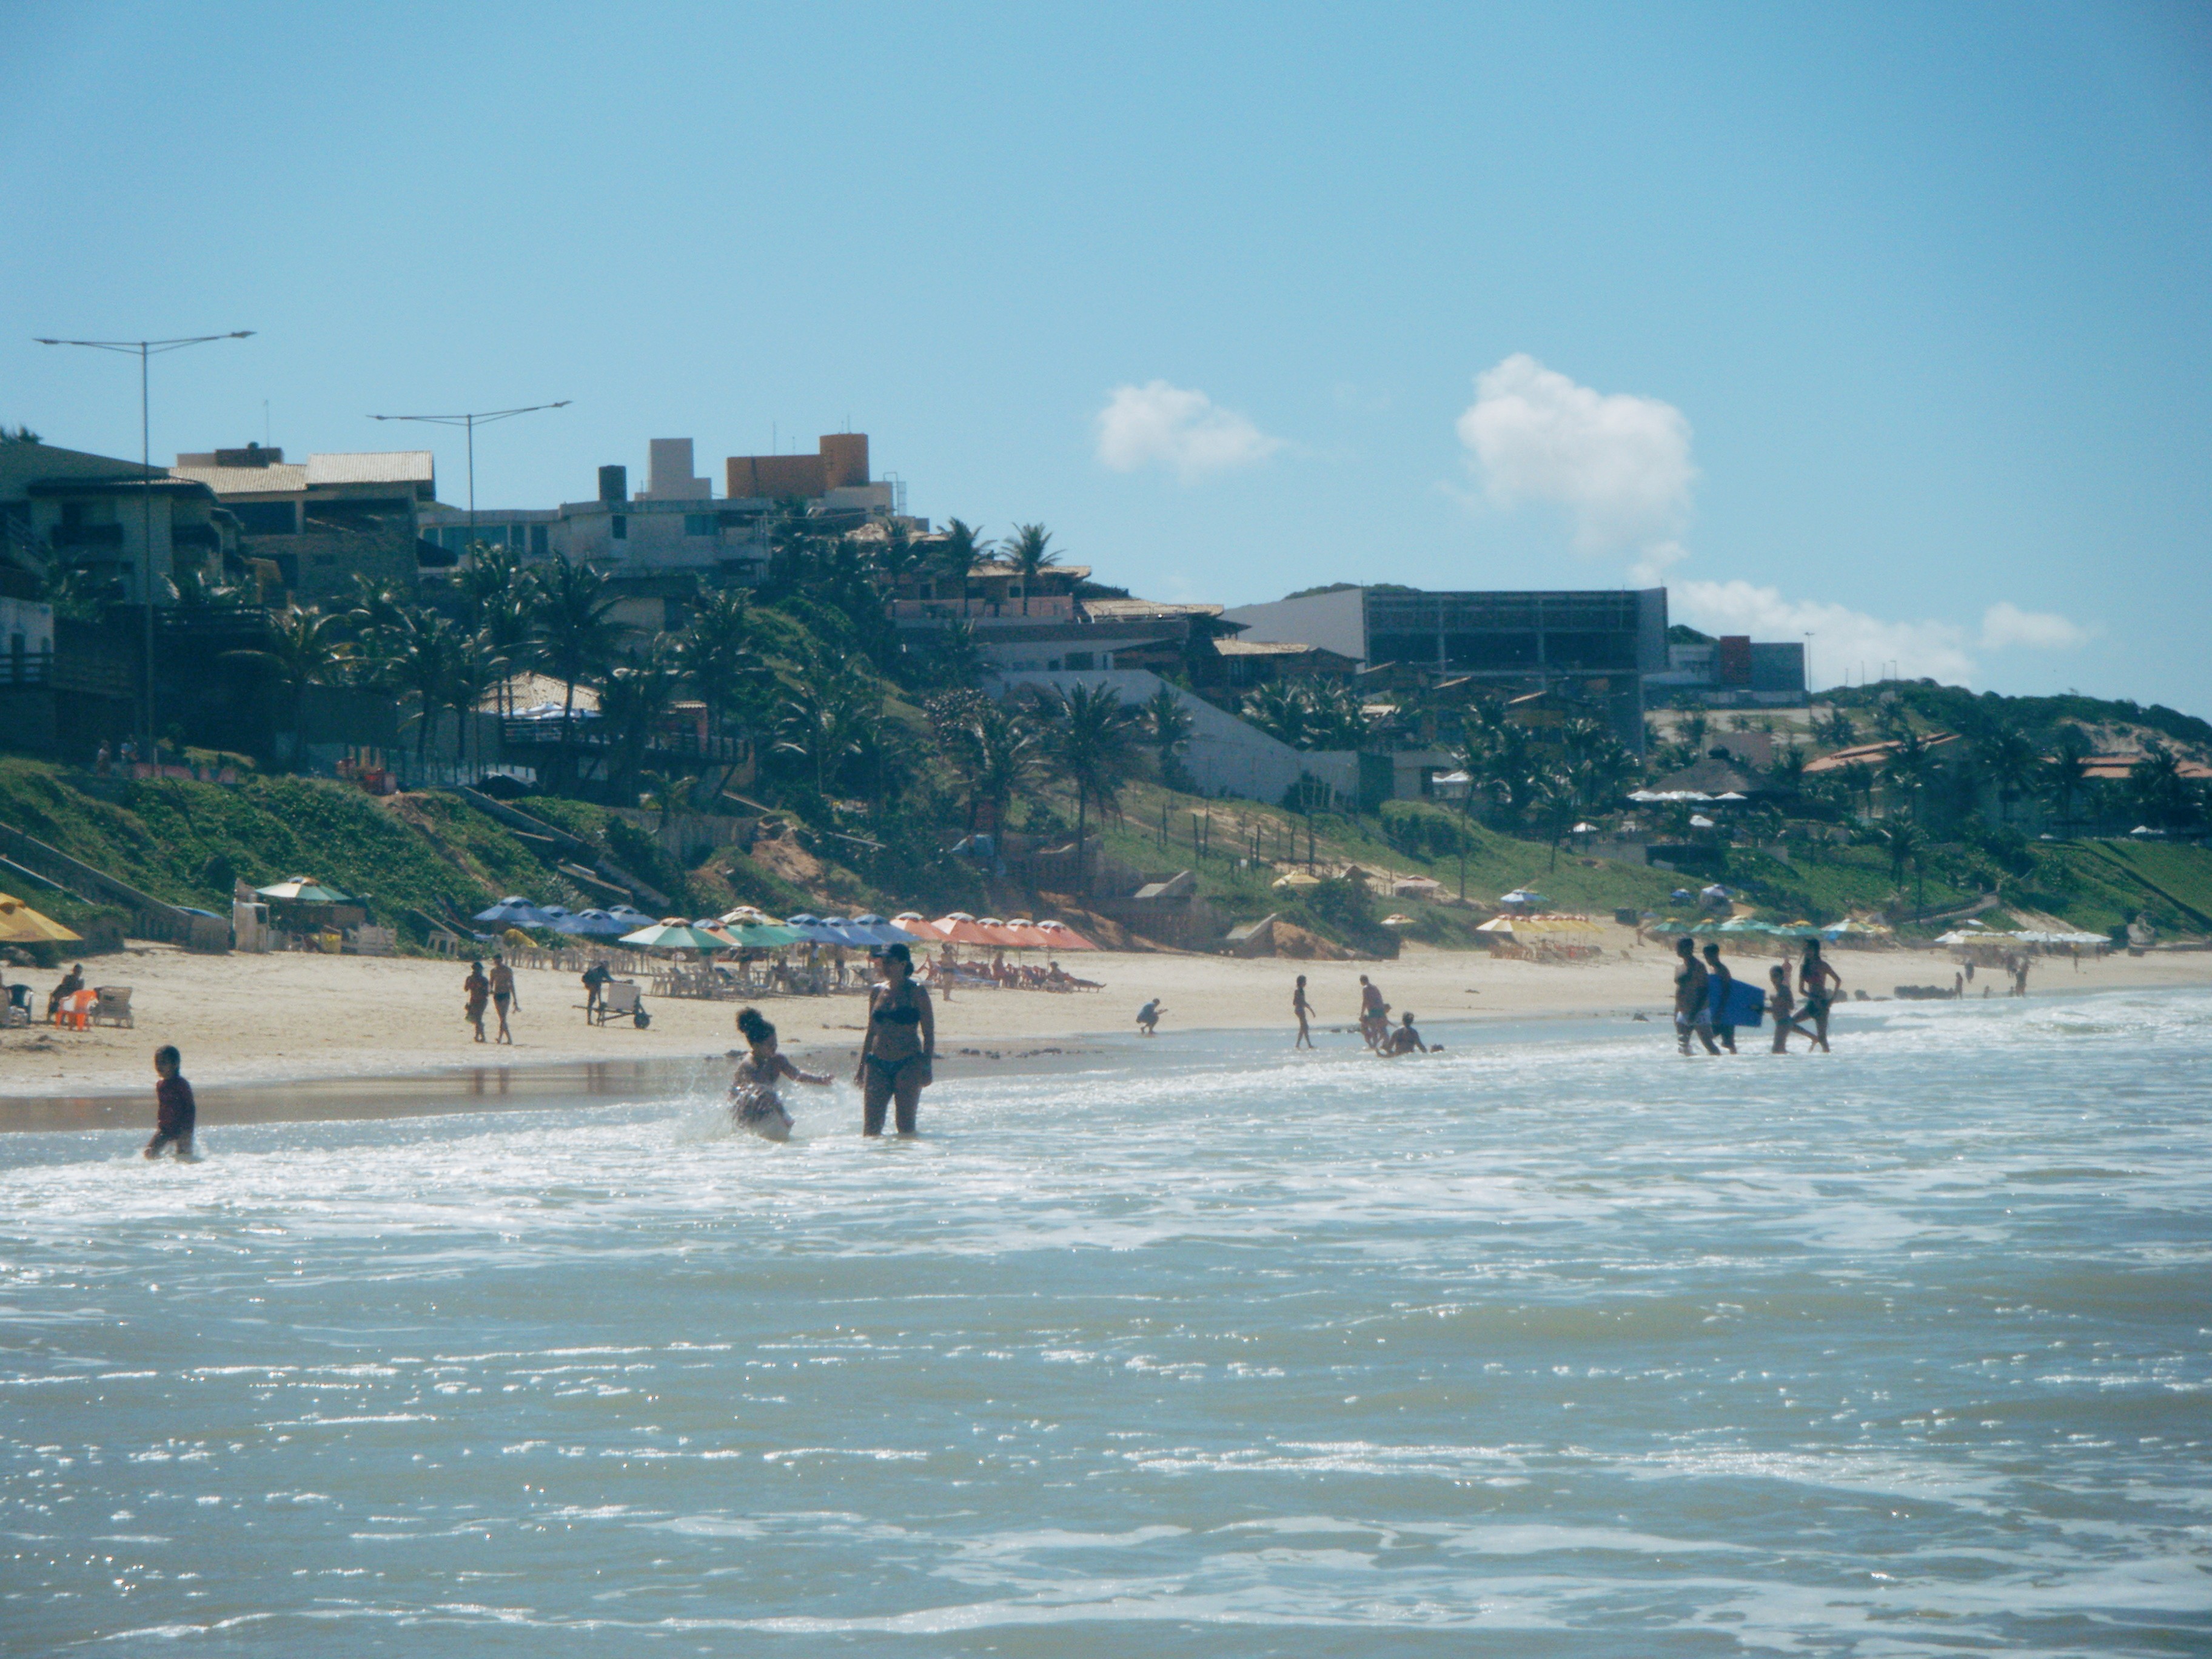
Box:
1381;1009;1430;1056
1292;974;1315;1050
1675;938;1718;1056
1137;997;1164;1036
47;962;85;1023
1358;974;1389;1050
729;1007;829;1142
489;954;518;1045
143;1044;196;1159
463;959;490;1043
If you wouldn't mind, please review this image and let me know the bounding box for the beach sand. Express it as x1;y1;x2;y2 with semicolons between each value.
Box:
4;929;2206;1108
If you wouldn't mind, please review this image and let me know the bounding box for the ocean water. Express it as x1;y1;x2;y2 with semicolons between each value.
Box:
3;991;2209;1657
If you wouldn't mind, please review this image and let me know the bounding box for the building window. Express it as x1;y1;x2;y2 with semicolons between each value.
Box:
530;524;548;557
684;514;717;537
611;516;627;541
232;501;297;535
1064;652;1094;671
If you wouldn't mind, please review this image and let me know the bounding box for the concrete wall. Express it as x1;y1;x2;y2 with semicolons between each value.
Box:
1221;589;1367;662
991;667;1359;806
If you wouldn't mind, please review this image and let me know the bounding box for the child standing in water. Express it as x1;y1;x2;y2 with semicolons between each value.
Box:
1292;975;1315;1049
144;1045;196;1159
730;1008;829;1141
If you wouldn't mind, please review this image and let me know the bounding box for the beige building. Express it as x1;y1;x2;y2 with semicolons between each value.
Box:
172;444;435;603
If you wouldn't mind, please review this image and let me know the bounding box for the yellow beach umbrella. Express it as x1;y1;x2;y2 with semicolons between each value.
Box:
0;892;81;943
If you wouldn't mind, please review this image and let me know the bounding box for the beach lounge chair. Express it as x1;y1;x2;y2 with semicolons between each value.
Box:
582;980;646;1027
90;987;134;1028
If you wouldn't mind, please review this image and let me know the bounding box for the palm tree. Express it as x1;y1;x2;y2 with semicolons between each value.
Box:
2039;728;2094;836
2131;742;2193;831
773;680;868;799
1141;683;1194;784
447;628;506;780
529;560;624;765
933;518;993;603
970;702;1046;833
1874;817;1924;911
1815;705;1857;748
1045;682;1139;890
869;519;925;591
598;643;682;803
1978;725;2040;826
1002;523;1059;614
1880;727;1932;820
1679;710;1711;755
1239;680;1309;749
221;606;352;769
675;587;765;750
386;609;464;771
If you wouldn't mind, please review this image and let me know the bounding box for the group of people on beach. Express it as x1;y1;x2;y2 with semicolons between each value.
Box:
1261;971;1435;1056
1674;936;1842;1055
460;956;520;1044
726;940;937;1141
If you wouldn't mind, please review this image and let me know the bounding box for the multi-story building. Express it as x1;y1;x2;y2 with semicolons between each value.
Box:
1223;585;1668;750
172;443;435;603
1643;626;1808;706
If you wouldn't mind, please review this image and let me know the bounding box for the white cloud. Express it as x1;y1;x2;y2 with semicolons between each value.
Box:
1456;353;1695;556
1095;381;1284;481
1980;601;2091;651
1673;580;1980;688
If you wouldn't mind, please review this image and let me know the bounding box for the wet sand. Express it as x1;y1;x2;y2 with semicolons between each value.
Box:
3;931;2204;1116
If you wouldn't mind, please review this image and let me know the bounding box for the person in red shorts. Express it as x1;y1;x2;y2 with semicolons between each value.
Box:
144;1044;196;1159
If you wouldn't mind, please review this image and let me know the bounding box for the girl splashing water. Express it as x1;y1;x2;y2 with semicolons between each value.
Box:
729;1007;830;1141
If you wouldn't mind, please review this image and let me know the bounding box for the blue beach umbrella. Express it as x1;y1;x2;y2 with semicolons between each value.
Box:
474;896;553;927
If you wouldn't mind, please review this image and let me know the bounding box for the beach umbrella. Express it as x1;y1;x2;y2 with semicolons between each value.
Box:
474;896;554;927
1032;919;1099;951
0;892;81;943
619;920;732;952
1689;814;1715;828
1381;913;1416;928
606;903;654;923
1271;870;1322;891
723;920;808;949
1475;916;1517;934
256;876;352;903
555;908;631;938
930;913;1004;945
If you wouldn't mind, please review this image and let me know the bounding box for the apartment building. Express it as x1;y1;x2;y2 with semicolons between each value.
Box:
172;443;434;602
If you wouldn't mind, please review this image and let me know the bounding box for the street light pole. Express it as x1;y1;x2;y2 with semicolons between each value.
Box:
368;402;570;555
35;331;255;759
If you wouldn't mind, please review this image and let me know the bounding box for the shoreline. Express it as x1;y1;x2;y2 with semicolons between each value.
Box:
4;933;2206;1120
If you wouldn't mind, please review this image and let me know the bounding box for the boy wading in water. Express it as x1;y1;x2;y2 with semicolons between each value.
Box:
1674;937;1719;1055
1292;974;1315;1049
144;1045;196;1159
1357;974;1389;1050
1799;940;1843;1053
1767;964;1812;1053
857;943;935;1137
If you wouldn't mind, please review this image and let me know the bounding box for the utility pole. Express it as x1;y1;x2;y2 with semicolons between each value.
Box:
35;330;254;758
369;401;571;553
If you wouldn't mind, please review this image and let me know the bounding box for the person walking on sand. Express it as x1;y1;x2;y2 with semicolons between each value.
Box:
1137;997;1164;1036
1701;943;1740;1054
1675;937;1718;1055
857;942;935;1137
1799;939;1843;1053
581;957;611;1016
489;954;518;1045
1292;974;1315;1049
463;959;490;1043
1358;974;1389;1050
143;1044;196;1159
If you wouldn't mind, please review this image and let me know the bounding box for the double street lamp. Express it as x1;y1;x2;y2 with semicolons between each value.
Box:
34;330;255;757
369;401;571;554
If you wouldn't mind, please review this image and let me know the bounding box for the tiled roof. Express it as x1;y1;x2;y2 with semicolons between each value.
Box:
170;463;310;494
306;451;434;486
1213;638;1346;657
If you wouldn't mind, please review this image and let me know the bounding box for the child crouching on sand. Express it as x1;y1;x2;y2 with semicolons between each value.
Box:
144;1045;196;1159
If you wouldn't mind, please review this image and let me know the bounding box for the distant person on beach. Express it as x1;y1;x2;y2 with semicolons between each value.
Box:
142;1044;196;1159
1799;940;1843;1053
1675;938;1718;1056
47;963;85;1023
857;942;934;1136
581;959;611;1014
1137;998;1164;1036
1767;964;1812;1053
2013;957;2031;997
1292;975;1315;1049
463;959;490;1042
489;954;518;1045
1382;1010;1430;1056
729;1007;829;1141
1358;974;1388;1050
1701;943;1740;1054
1963;959;1975;987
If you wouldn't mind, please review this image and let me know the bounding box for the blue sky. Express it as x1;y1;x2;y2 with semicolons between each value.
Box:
6;2;2208;709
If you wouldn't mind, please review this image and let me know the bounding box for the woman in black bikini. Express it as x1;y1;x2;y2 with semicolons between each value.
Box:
1799;939;1844;1054
856;942;936;1137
